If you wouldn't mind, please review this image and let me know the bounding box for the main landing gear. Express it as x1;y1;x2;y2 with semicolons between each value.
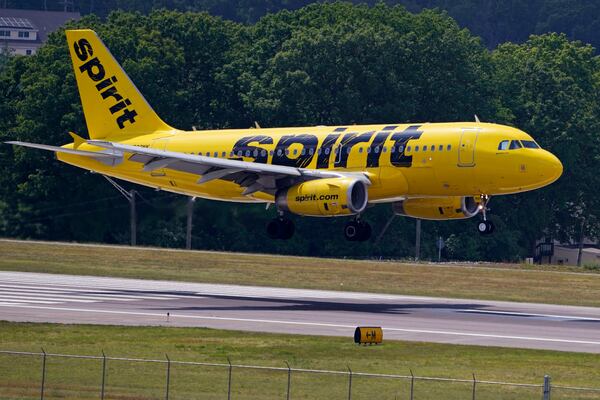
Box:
266;216;295;240
477;194;494;235
344;218;372;242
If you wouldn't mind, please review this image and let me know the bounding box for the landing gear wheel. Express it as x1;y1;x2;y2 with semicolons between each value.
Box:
477;220;494;235
344;220;372;242
266;217;295;240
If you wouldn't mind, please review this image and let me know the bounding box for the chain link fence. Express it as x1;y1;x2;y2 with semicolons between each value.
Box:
1;350;600;399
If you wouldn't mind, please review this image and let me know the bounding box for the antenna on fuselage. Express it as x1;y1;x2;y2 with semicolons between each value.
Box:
474;115;481;123
254;121;261;129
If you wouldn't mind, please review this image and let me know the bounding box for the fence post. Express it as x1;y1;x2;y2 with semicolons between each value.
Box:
284;361;291;400
543;375;551;400
472;373;476;400
165;354;171;400
40;348;46;400
227;357;232;400
100;350;106;400
347;366;353;400
409;369;414;400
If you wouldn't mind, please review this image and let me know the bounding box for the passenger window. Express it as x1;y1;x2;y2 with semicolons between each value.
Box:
398;145;404;153
293;149;298;155
252;149;258;157
415;145;419;152
200;152;204;156
245;150;250;157
285;149;290;156
261;150;266;156
215;151;219;157
375;146;380;153
358;147;363;153
325;148;330;155
277;149;282;156
269;150;274;156
309;148;314;155
509;140;522;150
301;148;306;155
390;146;395;153
222;151;226;157
382;146;387;153
438;145;443;151
229;151;234;157
447;144;451;151
498;140;509;151
407;146;411;152
431;145;435;152
367;147;371;153
521;140;540;149
237;151;242;157
423;145;427;151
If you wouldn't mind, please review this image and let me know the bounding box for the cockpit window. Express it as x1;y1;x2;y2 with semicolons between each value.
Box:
509;140;523;150
498;140;509;150
521;140;540;149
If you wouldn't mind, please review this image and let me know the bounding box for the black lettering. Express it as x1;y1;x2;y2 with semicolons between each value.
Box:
74;38;93;61
100;86;123;102
109;98;131;114
334;131;374;168
96;76;118;91
273;134;318;168
316;134;340;169
390;125;423;167
79;57;105;82
366;131;391;168
116;109;138;129
231;135;273;163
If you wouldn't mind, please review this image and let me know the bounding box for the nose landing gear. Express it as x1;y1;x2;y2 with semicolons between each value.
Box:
344;218;372;242
477;194;494;235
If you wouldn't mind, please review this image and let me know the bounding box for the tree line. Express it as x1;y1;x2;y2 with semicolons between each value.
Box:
0;2;598;261
4;0;600;50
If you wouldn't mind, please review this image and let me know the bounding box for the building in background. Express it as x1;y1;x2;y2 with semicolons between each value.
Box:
0;8;79;55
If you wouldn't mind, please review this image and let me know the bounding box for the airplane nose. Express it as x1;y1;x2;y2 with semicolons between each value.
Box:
541;151;563;184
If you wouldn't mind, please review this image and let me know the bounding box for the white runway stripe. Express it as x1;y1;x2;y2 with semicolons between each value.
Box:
0;286;184;301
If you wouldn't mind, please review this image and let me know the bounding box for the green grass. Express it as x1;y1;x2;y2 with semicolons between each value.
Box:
2;239;600;307
1;322;599;400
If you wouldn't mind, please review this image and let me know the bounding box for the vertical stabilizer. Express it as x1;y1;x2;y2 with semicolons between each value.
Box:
65;29;173;139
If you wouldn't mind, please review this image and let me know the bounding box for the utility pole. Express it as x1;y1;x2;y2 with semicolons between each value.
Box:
415;219;421;261
103;176;137;246
577;218;585;267
186;197;195;250
130;190;137;246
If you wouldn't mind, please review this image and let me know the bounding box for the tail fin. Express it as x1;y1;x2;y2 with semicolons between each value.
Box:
65;29;173;139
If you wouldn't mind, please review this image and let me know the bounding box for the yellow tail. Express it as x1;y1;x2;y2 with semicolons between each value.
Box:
66;29;173;140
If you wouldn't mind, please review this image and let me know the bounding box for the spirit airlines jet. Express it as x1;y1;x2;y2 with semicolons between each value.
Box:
7;30;563;241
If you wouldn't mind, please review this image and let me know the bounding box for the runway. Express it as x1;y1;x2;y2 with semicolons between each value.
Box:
0;271;599;353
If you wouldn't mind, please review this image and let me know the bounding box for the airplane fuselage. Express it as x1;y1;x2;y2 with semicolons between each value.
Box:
59;121;562;204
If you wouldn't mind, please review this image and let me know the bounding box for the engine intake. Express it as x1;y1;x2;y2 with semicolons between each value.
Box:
393;196;481;220
276;177;368;216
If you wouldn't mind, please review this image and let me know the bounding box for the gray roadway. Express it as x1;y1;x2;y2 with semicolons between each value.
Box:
0;271;599;353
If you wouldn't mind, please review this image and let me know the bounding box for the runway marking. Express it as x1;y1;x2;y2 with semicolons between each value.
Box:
460;309;600;321
2;304;600;346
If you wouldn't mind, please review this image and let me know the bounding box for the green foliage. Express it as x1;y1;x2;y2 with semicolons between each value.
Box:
0;3;598;261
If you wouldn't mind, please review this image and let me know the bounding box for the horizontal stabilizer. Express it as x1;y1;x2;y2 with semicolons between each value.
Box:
5;141;118;159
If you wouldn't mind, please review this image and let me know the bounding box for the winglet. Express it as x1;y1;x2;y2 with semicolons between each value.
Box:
69;131;85;148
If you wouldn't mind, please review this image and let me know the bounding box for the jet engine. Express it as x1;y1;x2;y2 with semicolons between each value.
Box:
276;177;368;217
392;196;482;220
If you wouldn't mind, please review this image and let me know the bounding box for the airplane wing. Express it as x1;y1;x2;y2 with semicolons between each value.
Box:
5;141;119;159
88;140;371;196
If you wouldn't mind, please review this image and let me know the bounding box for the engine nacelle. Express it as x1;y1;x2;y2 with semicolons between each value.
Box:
276;177;368;217
392;196;481;220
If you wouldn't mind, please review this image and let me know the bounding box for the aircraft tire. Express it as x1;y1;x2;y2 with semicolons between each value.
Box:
344;221;361;241
357;221;372;242
477;220;494;235
266;217;294;240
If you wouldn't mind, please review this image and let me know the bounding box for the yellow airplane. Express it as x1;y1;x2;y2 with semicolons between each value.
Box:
7;29;563;241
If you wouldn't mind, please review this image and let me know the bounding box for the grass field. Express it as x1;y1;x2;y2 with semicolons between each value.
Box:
2;239;600;307
1;322;600;400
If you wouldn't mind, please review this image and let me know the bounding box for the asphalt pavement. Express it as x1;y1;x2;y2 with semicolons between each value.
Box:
0;271;599;353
